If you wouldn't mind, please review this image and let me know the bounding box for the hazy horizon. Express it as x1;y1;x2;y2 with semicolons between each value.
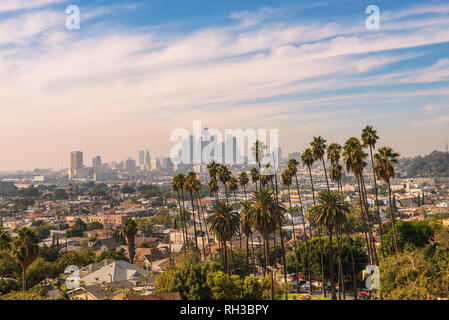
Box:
1;0;449;171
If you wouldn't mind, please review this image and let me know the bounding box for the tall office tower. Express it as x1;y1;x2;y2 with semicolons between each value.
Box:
274;147;282;164
161;157;174;173
224;134;237;164
139;150;145;166
181;135;195;164
151;158;161;171
144;150;151;168
125;158;136;172
70;151;83;169
92;156;102;168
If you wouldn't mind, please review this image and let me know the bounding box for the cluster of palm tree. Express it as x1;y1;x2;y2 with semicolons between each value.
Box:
171;171;211;257
170;125;400;301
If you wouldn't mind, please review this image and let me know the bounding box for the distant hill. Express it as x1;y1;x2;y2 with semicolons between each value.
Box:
399;151;449;178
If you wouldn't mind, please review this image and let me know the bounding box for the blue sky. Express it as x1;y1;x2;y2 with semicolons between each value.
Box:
0;0;449;170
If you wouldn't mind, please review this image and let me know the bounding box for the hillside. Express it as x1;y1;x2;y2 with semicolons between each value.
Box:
400;151;449;178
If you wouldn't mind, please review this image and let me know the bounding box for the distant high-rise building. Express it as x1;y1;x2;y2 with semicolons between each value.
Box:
274;147;282;164
139;150;145;166
160;157;174;173
288;152;301;160
92;156;102;168
151;158;161;171
125;158;136;172
144;150;151;168
70;151;83;169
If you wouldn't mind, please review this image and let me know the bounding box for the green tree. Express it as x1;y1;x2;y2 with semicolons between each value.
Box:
12;227;40;292
121;218;138;264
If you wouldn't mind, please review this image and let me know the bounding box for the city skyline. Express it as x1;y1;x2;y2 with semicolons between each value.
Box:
1;0;449;170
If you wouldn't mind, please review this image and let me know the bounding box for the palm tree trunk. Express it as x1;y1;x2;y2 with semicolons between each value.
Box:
245;235;250;276
176;191;187;247
250;232;256;276
335;224;344;300
234;191;243;250
346;230;358;300
194;193;206;258
181;189;189;245
22;267;26;292
273;171;288;300
294;173;313;294
369;146;385;258
356;176;374;265
287;184;300;289
308;166;326;297
197;191;211;256
387;180;399;252
360;176;378;265
189;192;198;249
328;225;336;300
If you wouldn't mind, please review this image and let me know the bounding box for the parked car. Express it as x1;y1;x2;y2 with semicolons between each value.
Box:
358;289;373;299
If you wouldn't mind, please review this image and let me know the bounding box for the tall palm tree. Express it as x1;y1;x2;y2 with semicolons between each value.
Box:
208;178;219;203
122;218;137;264
327;143;342;166
311;136;330;192
207;202;240;275
374;146;400;252
362;125;385;257
172;174;187;246
302;148;326;296
0;226;11;251
250;167;260;191
238;172;249;200
207;160;219;201
281;170;300;285
343;137;377;265
217;165;231;205
287;158;313;294
184;172;200;249
309;191;349;300
228;176;242;249
192;178;206;257
328;161;345;299
252;140;266;192
240;202;253;276
12;227;39;292
247;189;285;276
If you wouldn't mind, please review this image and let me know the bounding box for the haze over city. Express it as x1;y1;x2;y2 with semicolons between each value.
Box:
1;0;449;171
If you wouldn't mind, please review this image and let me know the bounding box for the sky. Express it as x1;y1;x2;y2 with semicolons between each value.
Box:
0;0;449;171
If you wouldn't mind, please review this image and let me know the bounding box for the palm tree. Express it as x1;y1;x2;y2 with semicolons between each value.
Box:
240;202;252;276
327;143;342;165
0;226;11;251
309;191;349;300
208;178;219;203
287;158;313;294
252;140;266;191
374;146;400;252
12;227;39;292
172;174;187;246
362;125;385;257
281;170;300;285
311;136;330;192
184;172;200;249
247;189;285;276
238;172;249;200
301;148;326;295
343;137;377;265
192;177;206;257
207;202;240;275
122;218;138;264
250;167;260;191
217;165;231;205
328;161;345;299
207;160;219;201
228;176;242;249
